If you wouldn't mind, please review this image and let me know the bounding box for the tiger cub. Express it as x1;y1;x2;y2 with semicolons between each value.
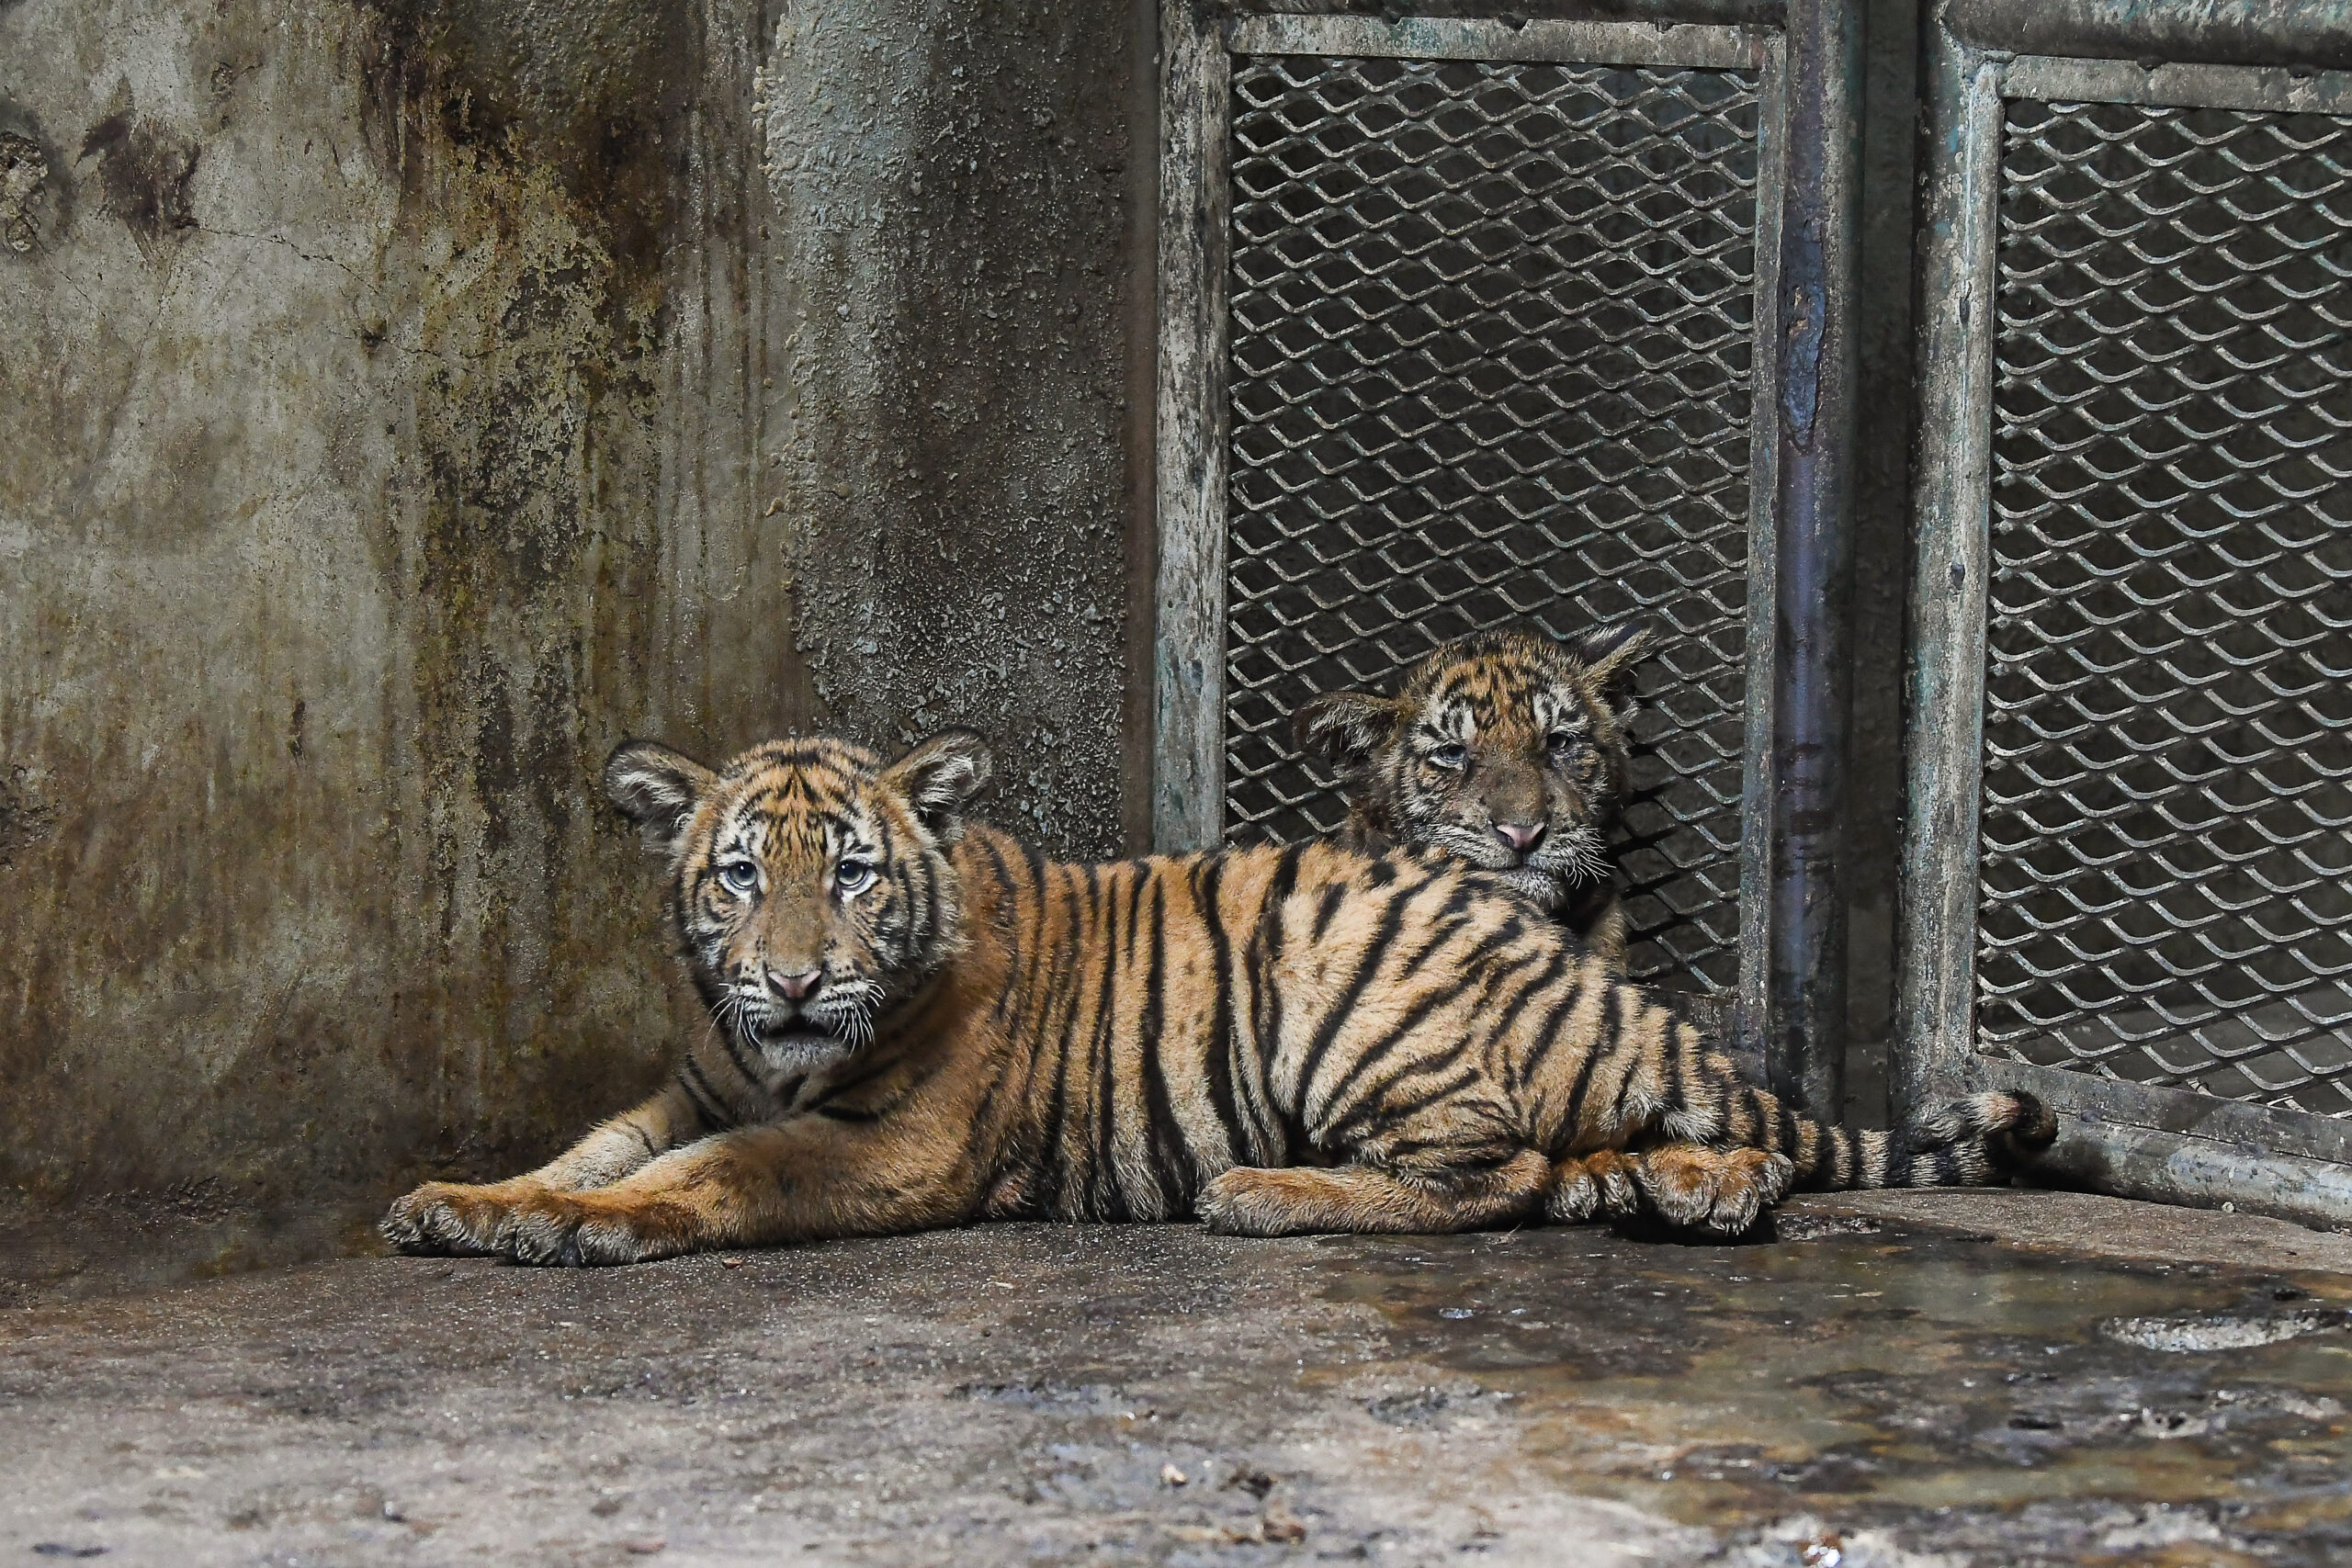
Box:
380;729;2053;1266
1295;625;1647;971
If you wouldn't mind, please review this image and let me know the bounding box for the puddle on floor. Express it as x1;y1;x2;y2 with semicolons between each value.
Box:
1309;1215;2352;1559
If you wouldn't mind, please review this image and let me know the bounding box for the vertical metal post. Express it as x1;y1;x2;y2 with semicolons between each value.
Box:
1764;0;1862;1120
1151;0;1231;852
1892;8;2000;1130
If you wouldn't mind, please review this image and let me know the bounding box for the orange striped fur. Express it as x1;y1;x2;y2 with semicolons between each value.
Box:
381;732;2054;1265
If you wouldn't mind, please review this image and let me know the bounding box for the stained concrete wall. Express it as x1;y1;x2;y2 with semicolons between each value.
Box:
0;0;1148;1203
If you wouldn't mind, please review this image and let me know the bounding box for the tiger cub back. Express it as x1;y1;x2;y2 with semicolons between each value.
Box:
1294;625;1648;970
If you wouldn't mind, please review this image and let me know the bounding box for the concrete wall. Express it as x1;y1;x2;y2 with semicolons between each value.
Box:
0;0;1147;1204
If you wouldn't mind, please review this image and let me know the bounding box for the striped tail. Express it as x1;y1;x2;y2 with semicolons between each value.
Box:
1659;1030;2056;1190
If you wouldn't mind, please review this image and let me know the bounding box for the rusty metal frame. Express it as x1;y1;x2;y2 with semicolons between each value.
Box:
1896;2;2352;1225
1153;4;1864;1111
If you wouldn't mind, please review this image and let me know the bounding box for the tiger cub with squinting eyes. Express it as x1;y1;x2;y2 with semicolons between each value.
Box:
1295;624;1648;972
380;729;2054;1266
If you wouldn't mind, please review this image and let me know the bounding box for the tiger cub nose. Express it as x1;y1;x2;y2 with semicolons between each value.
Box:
768;967;825;1001
1494;821;1545;854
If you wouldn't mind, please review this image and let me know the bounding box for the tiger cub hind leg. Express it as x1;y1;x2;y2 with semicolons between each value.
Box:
1196;1150;1552;1237
1544;1145;1794;1235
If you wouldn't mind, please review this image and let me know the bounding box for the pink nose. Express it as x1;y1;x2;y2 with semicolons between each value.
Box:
770;967;825;1001
1494;821;1545;854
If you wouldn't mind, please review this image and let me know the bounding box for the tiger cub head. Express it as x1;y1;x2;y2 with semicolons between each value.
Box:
602;729;993;1075
1293;625;1649;913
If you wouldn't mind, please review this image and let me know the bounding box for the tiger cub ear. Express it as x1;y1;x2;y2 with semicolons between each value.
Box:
1575;623;1653;727
883;728;994;837
604;739;718;853
1294;691;1405;773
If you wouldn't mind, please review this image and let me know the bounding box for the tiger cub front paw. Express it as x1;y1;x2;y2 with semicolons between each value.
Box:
503;1191;709;1267
380;1180;533;1256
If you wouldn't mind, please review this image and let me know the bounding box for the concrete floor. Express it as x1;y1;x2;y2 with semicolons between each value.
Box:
3;1190;2350;1566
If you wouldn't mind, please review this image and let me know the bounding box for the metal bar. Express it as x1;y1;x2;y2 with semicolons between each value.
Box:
1892;35;2003;1129
1942;1056;2352;1168
1227;13;1773;69
1757;0;1861;1121
1151;0;1231;852
1225;0;1789;23
2038;1122;2352;1231
1943;0;2352;73
1731;35;1791;1082
2001;53;2352;112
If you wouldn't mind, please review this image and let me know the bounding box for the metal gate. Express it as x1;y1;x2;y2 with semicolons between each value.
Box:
1153;2;1860;1108
1899;0;2352;1224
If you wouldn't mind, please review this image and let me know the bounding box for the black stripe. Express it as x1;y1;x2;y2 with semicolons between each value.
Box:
1035;864;1090;1213
1136;874;1191;1209
1393;905;1477;984
1121;857;1147;970
912;841;941;947
1320;949;1538;1134
1087;874;1125;1221
676;1059;730;1131
1292;879;1418;1111
1345;1065;1482;1135
1601;996;1652;1134
978;831;1020;904
993;841;1060;1172
1310;881;1347;942
1194;858;1250;1168
630;1123;661;1158
1660;1024;1688;1125
1558;987;1616;1139
1238;844;1308;1164
714;1018;767;1089
1731;1083;1767;1144
1513;976;1588;1098
1483;948;1566;1072
1775;1100;1803;1163
1308;980;1453;1135
815;1102;884;1123
802;1052;904;1114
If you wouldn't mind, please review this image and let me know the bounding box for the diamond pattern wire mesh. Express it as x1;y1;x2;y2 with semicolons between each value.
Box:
1981;98;2352;1118
1223;54;1761;990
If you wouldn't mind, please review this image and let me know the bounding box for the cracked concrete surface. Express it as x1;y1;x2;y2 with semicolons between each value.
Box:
5;1190;2349;1565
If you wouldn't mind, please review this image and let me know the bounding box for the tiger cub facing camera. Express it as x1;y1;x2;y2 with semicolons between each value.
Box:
1295;624;1650;972
381;729;2053;1267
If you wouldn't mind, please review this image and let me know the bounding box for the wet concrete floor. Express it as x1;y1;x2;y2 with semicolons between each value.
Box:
2;1191;2348;1565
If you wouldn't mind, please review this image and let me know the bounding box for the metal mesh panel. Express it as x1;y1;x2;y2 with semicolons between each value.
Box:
1223;54;1760;990
1980;98;2352;1118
